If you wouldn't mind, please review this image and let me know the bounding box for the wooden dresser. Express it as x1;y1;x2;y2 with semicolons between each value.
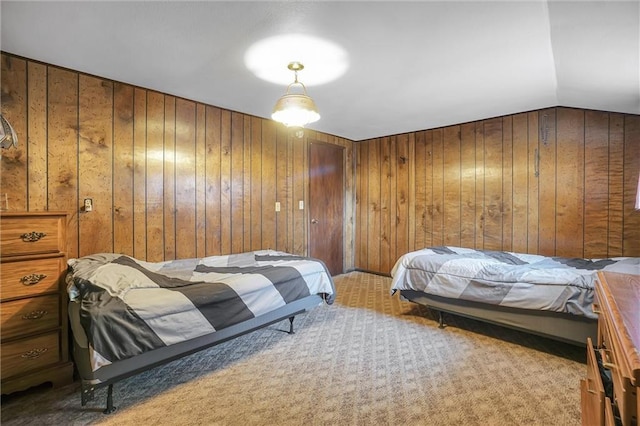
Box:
1;211;74;394
581;271;640;426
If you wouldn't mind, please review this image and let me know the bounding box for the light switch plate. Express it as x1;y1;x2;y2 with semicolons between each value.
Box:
275;201;281;212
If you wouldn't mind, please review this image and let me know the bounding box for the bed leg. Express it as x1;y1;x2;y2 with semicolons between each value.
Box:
288;316;295;334
103;384;117;414
438;311;446;329
80;384;94;406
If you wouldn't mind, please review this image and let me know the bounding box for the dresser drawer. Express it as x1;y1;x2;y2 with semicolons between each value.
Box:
1;215;65;256
1;295;60;340
582;338;606;426
600;311;638;425
1;256;64;300
1;332;61;380
602;352;637;425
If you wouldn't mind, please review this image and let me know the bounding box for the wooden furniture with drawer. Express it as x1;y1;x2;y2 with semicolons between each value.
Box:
1;211;74;394
581;271;640;426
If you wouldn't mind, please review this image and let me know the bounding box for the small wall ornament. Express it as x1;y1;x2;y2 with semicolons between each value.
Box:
0;114;18;150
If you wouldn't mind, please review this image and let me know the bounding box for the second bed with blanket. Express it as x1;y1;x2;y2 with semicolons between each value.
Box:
66;250;335;412
391;246;638;345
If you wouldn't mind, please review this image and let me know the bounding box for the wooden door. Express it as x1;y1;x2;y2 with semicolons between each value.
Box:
309;142;344;276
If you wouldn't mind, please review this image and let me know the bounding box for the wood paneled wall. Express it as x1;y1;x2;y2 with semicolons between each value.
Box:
0;53;355;268
355;108;640;274
3;53;638;277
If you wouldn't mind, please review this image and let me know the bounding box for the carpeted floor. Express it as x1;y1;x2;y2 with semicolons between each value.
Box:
1;271;585;425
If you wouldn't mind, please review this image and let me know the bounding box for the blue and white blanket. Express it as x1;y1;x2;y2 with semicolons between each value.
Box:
391;246;638;319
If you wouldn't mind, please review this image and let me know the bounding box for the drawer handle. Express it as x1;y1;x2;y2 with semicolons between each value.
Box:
592;303;601;315
21;348;48;359
585;378;598;395
599;348;617;370
20;231;47;242
20;273;47;286
21;310;48;320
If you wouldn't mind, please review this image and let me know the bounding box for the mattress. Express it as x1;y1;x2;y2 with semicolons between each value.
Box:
391;246;638;319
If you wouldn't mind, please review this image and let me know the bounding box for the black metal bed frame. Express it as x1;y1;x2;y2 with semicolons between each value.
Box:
79;313;301;414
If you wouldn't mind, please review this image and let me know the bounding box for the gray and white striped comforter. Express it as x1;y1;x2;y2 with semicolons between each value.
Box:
391;246;639;319
67;250;335;372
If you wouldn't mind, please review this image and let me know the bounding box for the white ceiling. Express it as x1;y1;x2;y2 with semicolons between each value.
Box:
1;1;638;141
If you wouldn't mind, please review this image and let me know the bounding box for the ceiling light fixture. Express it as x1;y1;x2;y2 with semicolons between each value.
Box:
271;62;320;128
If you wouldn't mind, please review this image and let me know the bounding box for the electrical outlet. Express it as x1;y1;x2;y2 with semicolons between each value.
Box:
275;201;281;212
299;200;304;210
84;198;93;212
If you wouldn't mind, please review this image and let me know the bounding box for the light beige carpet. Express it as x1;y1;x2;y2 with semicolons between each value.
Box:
1;271;585;425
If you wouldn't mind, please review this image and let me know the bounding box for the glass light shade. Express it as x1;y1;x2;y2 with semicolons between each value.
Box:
271;93;320;128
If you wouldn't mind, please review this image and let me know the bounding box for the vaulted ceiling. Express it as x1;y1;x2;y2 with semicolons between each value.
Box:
2;1;638;141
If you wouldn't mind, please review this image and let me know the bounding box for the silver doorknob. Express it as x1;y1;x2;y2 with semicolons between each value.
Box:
311;218;319;224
